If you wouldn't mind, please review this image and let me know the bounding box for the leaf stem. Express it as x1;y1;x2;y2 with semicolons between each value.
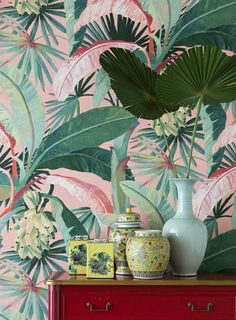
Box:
158;118;178;177
186;97;203;178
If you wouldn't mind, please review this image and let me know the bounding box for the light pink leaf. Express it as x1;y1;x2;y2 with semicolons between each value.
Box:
54;40;147;101
46;174;113;213
193;164;236;219
213;121;236;153
75;0;152;33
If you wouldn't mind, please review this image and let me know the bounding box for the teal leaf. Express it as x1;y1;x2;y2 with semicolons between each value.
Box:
111;124;137;214
200;230;236;272
65;0;87;52
231;195;236;229
176;25;236;53
0;303;24;320
232;101;236;119
171;0;236;45
93;68;111;107
34;107;137;168
200;104;226;176
120;180;164;229
82;14;149;49
46;95;80;134
38;148;112;181
0;1;66;46
1;240;67;284
139;0;181;34
42;194;88;243
0;65;44;159
73;208;101;238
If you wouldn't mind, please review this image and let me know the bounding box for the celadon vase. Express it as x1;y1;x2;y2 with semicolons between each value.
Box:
162;178;207;277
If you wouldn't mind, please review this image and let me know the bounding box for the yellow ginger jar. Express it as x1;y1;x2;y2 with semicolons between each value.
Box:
109;208;141;276
126;230;170;279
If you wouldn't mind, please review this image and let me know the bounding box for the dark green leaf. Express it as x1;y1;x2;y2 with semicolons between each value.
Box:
157;46;236;108
82;14;149;49
200;230;236;272
171;0;236;45
176;25;236;54
100;48;179;120
34;107;137;168
39;147;112;180
200;104;226;176
43;194;88;242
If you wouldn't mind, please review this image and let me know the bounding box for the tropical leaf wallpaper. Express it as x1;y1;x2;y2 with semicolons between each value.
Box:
0;0;235;318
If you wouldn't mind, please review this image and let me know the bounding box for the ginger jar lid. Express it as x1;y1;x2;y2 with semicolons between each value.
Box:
117;208;141;223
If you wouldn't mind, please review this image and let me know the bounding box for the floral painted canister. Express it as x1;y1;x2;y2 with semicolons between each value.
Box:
109;208;141;276
126;230;170;279
86;239;114;278
68;235;88;274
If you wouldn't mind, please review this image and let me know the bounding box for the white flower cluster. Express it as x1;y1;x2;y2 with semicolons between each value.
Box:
154;107;191;137
14;191;56;259
12;0;48;15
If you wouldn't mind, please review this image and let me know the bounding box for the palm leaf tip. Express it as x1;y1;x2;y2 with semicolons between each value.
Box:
156;46;236;108
100;47;178;120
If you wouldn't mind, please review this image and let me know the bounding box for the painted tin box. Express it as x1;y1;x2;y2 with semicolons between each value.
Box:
68;235;89;274
86;239;114;278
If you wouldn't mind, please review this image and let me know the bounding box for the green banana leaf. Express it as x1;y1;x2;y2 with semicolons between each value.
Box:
33;106;137;168
65;0;87;52
43;194;88;243
93;68;111;107
176;25;236;54
200;104;226;176
171;0;236;45
200;230;236;272
0;65;44;157
38;147;112;181
120;180;164;229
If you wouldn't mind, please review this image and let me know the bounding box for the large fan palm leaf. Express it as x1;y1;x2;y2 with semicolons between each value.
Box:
100;48;179;119
156;46;236;108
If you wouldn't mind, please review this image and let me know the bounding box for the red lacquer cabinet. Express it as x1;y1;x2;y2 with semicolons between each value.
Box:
46;272;236;320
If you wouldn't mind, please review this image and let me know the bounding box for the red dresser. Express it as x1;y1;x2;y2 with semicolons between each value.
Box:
46;272;236;320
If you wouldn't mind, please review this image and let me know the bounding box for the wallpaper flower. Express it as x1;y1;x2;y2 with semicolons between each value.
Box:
0;0;236;319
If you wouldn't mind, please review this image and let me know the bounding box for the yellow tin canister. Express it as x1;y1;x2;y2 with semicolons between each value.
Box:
86;239;114;278
68;235;89;274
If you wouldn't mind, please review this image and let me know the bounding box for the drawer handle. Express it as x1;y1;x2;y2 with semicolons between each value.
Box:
188;302;213;312
86;302;112;312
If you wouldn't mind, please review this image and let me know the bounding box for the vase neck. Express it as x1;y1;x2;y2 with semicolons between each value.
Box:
173;179;197;218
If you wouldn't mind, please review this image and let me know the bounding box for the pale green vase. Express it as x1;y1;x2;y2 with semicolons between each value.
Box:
162;178;207;277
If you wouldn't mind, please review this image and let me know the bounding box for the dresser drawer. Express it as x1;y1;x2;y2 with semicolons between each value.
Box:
60;286;236;320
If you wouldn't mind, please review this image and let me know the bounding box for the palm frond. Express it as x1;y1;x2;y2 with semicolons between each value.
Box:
133;117;204;167
157;46;236;108
0;16;64;90
1;240;66;284
0;0;66;46
0;259;47;320
100;48;179;120
81;13;149;49
46;72;95;133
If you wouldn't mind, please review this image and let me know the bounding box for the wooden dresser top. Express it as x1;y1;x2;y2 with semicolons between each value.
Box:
46;272;236;286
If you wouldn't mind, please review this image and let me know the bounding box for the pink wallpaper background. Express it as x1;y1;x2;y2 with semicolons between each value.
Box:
0;0;235;319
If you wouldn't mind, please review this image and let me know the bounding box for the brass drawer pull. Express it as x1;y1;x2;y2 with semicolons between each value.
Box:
86;302;112;312
188;302;213;312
